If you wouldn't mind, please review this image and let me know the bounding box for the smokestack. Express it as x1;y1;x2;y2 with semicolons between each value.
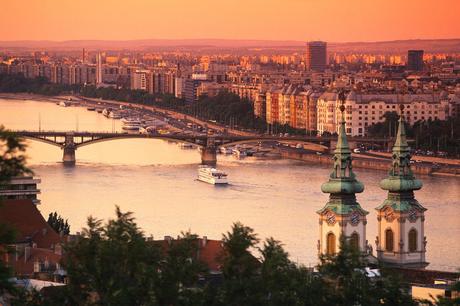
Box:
82;48;85;63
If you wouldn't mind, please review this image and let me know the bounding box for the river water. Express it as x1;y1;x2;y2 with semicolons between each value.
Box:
1;98;459;271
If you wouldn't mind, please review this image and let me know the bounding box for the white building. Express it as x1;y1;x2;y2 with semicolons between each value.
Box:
317;91;454;136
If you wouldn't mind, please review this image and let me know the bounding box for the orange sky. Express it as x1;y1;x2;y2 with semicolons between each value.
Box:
1;0;459;42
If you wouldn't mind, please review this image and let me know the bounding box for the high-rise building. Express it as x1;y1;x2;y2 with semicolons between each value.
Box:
375;106;428;268
407;50;424;71
317;92;368;256
184;79;203;103
131;70;153;93
306;41;327;72
96;52;103;85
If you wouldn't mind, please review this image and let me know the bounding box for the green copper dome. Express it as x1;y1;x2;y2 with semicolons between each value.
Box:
319;91;367;216
377;106;425;213
380;109;422;192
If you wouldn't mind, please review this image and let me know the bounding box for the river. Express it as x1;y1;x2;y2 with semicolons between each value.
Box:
1;98;459;271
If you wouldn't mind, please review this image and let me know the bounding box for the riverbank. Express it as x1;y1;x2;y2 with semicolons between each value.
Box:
281;150;460;178
2;93;459;177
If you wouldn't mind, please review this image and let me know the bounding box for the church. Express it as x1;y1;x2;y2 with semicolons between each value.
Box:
317;91;428;269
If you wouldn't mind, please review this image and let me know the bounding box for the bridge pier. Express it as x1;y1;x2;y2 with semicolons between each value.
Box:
62;133;76;166
63;146;76;165
201;136;217;167
201;146;217;166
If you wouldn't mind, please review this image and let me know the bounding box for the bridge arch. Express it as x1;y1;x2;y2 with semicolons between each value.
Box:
75;135;205;149
20;136;64;148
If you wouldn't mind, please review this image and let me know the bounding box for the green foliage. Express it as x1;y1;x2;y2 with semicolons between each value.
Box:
0;74;79;96
79;85;158;105
48;207;208;305
259;238;330;306
217;222;261;305
47;212;70;235
155;231;208;305
367;111;460;156
366;111;400;138
61;206;161;305
319;236;417;306
0;126;32;184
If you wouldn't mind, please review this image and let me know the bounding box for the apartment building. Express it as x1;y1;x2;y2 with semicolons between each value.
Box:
317;91;454;136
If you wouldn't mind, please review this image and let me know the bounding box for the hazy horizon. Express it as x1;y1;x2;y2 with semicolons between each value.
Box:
2;0;459;42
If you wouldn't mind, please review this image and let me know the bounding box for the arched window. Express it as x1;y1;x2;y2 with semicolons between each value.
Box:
408;229;417;252
385;229;394;252
350;232;360;251
326;233;336;255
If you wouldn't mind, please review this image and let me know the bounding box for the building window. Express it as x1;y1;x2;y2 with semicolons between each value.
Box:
385;229;394;252
326;232;336;255
409;229;417;252
350;232;359;250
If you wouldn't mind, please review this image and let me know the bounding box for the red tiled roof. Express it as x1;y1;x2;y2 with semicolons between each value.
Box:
153;237;224;272
6;247;62;276
197;239;223;271
0;199;61;248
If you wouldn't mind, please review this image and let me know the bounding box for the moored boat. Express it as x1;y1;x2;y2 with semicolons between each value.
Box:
220;146;232;154
109;111;122;119
121;118;141;130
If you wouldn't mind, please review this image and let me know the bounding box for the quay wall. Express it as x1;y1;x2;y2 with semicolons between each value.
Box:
280;151;436;176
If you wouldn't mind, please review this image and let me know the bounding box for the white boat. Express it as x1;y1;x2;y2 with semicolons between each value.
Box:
197;166;228;185
220;147;232;154
179;143;194;149
59;101;69;107
102;108;111;117
109;111;122;119
122;118;141;130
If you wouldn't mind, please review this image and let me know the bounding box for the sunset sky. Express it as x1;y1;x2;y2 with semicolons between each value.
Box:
2;0;459;42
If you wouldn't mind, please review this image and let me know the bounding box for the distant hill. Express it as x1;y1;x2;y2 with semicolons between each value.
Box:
1;38;459;53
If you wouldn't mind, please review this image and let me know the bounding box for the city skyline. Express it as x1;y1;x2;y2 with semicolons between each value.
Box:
2;0;460;42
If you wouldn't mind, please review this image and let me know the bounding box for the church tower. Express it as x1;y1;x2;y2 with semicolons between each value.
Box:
317;91;368;256
375;105;428;268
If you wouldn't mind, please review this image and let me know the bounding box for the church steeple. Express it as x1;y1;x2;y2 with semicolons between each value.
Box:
317;90;368;256
375;104;428;268
380;104;423;196
319;90;365;208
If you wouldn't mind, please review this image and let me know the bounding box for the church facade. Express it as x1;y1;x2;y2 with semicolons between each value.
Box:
318;93;428;269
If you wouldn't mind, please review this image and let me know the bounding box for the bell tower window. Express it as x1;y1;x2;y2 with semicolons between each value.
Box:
326;232;336;255
350;232;359;250
385;229;394;252
409;229;417;252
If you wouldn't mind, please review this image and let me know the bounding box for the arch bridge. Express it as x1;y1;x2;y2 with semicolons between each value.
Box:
13;130;394;166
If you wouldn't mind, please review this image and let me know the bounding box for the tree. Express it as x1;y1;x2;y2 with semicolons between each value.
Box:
318;236;417;306
47;212;70;235
61;206;161;305
259;238;330;306
218;222;262;306
155;231;208;305
367;111;399;137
